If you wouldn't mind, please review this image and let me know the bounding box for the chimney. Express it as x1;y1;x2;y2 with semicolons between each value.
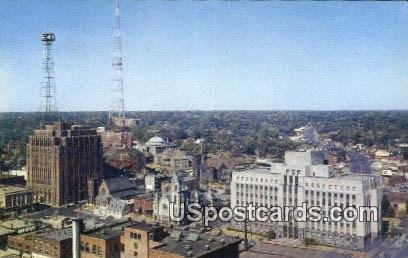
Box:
72;218;84;258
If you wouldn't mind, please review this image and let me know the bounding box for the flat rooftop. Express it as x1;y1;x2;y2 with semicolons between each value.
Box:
0;219;35;229
153;230;241;257
0;185;31;194
84;221;161;240
38;227;73;241
85;221;133;240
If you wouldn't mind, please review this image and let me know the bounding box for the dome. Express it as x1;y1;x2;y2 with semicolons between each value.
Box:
147;136;165;146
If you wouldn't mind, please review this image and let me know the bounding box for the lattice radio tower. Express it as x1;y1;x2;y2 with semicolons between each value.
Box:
109;0;126;128
40;32;58;123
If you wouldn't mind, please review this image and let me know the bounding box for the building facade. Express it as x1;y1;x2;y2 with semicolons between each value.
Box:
100;129;133;150
142;136;176;156
230;150;382;250
0;185;33;209
26;122;102;206
80;222;128;258
154;149;190;170
31;228;73;258
153;174;213;225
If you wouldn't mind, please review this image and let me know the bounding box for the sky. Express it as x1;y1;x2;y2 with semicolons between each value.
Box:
0;1;407;111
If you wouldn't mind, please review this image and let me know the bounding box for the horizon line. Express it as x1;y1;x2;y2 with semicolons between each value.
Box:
1;109;408;113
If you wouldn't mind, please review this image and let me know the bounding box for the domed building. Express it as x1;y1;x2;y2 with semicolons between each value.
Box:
142;136;177;156
147;136;166;146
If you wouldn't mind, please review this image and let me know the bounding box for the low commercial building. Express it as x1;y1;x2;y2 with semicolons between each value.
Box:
31;228;72;258
150;230;241;258
7;232;35;254
120;222;166;258
154;149;190;170
0;185;33;209
0;219;37;235
0;174;25;186
80;221;132;258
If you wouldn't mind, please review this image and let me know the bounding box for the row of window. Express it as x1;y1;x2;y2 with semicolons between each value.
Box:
235;176;280;184
305;182;358;192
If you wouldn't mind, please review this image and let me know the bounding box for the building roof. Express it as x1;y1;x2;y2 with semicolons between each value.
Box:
38;227;73;242
127;221;162;231
156;149;188;160
85;221;134;240
0;219;35;230
154;229;241;257
103;177;135;193
0;185;32;195
147;136;166;146
111;189;141;199
85;221;160;240
0;226;15;236
107;199;131;212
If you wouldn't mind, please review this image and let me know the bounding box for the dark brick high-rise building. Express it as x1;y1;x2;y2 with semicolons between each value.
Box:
27;122;102;206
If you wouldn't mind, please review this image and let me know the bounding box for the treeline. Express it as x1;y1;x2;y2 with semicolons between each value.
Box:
0;111;407;159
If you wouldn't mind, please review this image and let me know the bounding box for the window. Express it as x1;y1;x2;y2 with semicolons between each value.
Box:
134;251;138;256
134;243;138;249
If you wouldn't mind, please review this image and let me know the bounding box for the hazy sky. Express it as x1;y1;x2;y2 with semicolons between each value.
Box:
0;1;407;111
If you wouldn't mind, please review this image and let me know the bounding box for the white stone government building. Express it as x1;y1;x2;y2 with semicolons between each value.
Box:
230;150;382;250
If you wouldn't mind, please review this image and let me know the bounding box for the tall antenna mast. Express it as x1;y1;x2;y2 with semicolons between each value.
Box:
40;32;58;123
109;0;125;128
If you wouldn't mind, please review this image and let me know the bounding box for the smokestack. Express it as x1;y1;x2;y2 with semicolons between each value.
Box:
72;218;84;258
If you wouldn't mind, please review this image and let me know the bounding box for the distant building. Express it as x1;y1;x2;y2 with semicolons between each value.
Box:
134;196;154;215
95;177;141;207
145;173;170;194
26;122;103;206
0;185;33;210
142;136;176;156
94;177;142;218
100;129;133;150
0;174;25;186
103;199;134;218
375;150;391;159
154;149;190;170
153;174;212;225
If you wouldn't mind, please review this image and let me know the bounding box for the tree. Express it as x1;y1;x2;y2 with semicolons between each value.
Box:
264;229;276;240
402;148;408;160
405;200;408;215
303;237;317;246
382;196;395;218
